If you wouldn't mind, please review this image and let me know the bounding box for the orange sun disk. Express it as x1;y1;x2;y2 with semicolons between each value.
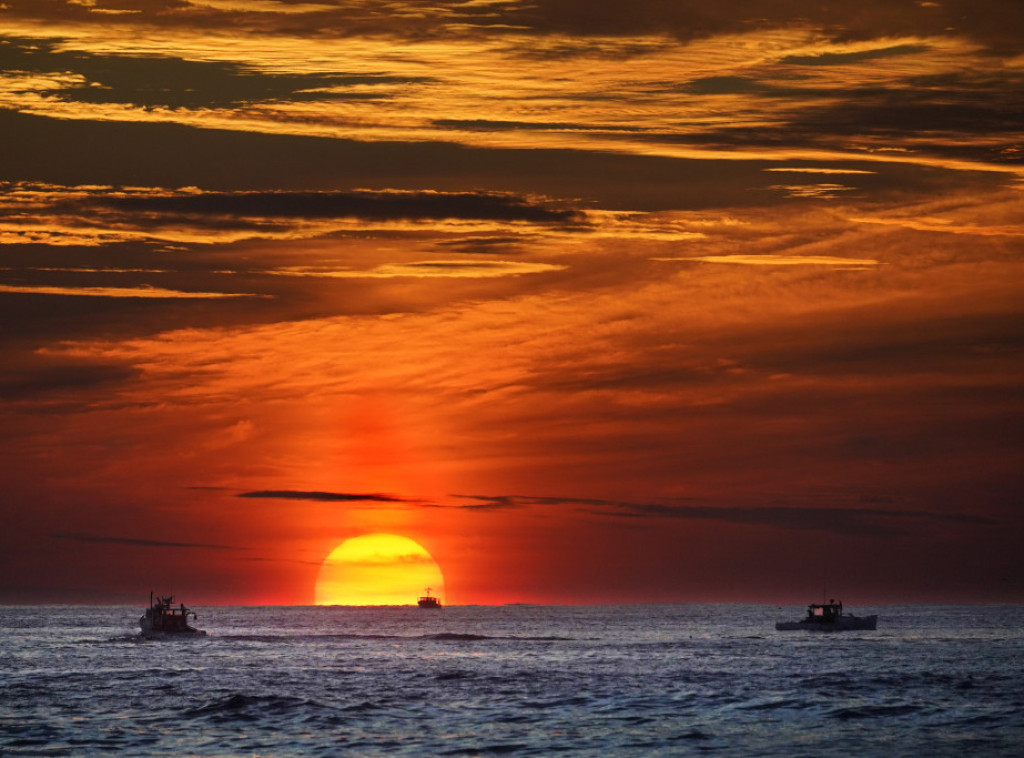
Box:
314;533;445;606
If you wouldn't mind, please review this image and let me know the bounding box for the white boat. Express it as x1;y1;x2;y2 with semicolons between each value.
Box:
140;592;207;638
775;599;877;631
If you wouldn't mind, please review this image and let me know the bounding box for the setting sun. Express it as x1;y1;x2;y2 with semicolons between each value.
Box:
314;534;445;606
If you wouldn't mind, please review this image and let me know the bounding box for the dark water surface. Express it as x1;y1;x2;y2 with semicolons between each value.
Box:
1;604;1022;756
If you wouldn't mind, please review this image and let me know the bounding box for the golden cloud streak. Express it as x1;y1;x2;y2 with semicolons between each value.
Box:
1;21;1018;179
678;255;882;267
848;216;1024;237
764;168;877;175
0;284;267;299
270;260;567;278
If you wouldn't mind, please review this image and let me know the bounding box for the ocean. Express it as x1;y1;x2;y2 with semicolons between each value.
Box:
1;604;1022;756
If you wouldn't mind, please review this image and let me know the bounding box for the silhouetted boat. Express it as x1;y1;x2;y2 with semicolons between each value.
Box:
417;588;442;609
775;599;877;631
140;592;207;638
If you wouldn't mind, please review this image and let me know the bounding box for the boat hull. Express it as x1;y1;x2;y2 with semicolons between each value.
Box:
140;616;207;638
139;627;208;640
775;615;877;631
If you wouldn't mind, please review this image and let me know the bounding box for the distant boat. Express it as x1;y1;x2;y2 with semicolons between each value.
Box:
417;588;442;609
140;592;207;638
775;599;877;631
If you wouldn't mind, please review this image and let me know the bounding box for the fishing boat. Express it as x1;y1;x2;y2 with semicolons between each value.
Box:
775;599;877;631
139;592;207;638
417;588;442;609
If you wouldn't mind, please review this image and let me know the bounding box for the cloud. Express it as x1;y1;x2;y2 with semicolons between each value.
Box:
0;35;432;110
5;6;1019;180
781;44;932;66
0;284;266;298
91;189;584;224
4;0;1022;54
447;494;997;537
237;490;408;503
445;494;541;510
268;260;567;279
764;168;876;175
433;119;646;134
0;109;1008;228
51;532;244;549
333;553;439;567
847;215;1024;238
671;64;1024;176
683;255;881;268
433;236;531;254
0;360;137;401
601;502;997;537
0;183;588;246
188;1;341;14
679;76;779;96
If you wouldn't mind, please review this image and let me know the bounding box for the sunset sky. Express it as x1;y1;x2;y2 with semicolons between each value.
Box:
1;0;1021;606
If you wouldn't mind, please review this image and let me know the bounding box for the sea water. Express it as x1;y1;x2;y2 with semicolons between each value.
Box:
1;604;1022;756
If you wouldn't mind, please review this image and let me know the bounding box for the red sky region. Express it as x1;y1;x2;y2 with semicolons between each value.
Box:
0;0;1022;606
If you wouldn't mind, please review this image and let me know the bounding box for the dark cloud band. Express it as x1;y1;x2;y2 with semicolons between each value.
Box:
450;494;997;536
51;532;243;550
91;189;583;224
237;490;407;503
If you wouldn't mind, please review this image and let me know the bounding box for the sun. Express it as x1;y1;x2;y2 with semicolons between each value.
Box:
314;533;445;606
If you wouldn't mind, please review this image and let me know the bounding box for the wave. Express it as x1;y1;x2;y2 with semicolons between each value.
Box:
830;703;923;720
439;744;530;756
425;632;572;642
213;632;574;643
183;693;338;724
217;632;396;643
737;696;815;712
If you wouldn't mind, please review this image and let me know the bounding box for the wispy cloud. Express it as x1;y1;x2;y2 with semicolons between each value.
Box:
780;44;932;67
0;185;587;246
237;490;409;503
4;0;1023;54
680;255;881;268
764;168;876;175
2;7;1020;179
51;532;244;550
0;361;136;401
0;35;431;110
328;553;439;568
0;284;265;298
848;216;1024;237
91;189;583;224
267;260;566;279
598;502;997;537
447;495;997;537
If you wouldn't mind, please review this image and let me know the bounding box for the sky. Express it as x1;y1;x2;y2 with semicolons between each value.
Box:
1;0;1021;606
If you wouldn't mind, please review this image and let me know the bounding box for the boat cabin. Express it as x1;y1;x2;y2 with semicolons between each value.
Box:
807;599;843;621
